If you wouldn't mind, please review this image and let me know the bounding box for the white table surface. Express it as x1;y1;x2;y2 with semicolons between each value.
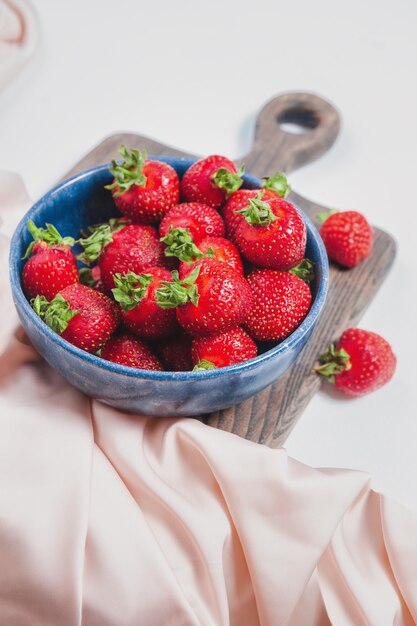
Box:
2;0;416;512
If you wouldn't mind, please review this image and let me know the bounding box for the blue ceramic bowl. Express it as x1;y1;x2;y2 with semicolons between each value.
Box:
9;158;329;416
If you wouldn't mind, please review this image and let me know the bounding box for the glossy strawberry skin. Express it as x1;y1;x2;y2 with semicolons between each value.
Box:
181;155;241;209
117;268;180;340
319;211;374;268
157;333;193;371
333;329;396;396
101;333;163;370
22;242;79;301
191;327;258;368
59;284;120;353
159;202;225;245
177;258;253;336
226;190;307;270
245;269;312;341
198;236;244;274
99;224;169;292
113;160;180;224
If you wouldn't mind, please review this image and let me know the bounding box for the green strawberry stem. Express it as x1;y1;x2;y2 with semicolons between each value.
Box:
236;192;277;226
77;218;126;263
192;359;216;371
289;259;315;283
316;209;339;224
160;227;204;263
31;294;78;335
262;171;291;197
212;164;244;195
112;272;153;312
23;220;75;259
105;145;147;197
155;267;200;309
314;344;352;383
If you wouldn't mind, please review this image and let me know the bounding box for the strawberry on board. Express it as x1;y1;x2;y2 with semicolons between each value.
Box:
78;219;170;292
156;258;253;336
32;283;120;353
245;268;312;341
181;155;244;209
191;326;258;370
315;328;397;396
21;220;79;301
112;268;180;340
225;190;306;270
101;332;163;370
159;202;225;246
105;146;180;224
318;210;374;268
157;333;193;371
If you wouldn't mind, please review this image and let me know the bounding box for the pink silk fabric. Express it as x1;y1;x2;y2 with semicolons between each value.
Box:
1;173;417;625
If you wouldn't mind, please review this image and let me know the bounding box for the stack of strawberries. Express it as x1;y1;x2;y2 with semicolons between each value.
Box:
22;146;396;395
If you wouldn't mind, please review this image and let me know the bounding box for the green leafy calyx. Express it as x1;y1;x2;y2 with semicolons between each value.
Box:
160;227;204;263
31;294;78;335
155;267;200;309
23;220;75;259
212;164;244;195
192;359;216;372
262;171;291;197
77;218;126;263
316;209;338;225
105;145;147;197
314;344;352;383
289;259;315;283
236;192;277;226
111;272;153;312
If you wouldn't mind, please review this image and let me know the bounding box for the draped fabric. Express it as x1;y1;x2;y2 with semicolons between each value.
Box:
1;172;416;625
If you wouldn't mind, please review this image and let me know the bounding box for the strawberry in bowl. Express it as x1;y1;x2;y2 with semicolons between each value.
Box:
9;155;329;416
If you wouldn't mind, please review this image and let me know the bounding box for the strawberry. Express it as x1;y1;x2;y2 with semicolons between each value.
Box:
157;333;193;371
181;155;244;209
318;210;374;268
112;268;180;340
21;220;79;300
156;258;253;336
225;191;306;270
196;236;244;274
261;171;292;198
78;220;170;292
159;202;225;245
79;265;105;293
105;146;180;224
191;327;257;370
315;328;396;396
32;283;120;353
101;332;163;370
245;269;312;341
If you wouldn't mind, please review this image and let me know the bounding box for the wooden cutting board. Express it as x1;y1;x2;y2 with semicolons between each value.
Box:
63;92;396;447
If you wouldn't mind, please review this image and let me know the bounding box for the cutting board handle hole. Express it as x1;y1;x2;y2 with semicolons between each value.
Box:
277;106;319;134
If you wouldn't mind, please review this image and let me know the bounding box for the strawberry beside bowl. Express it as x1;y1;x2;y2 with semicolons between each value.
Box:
9;158;329;417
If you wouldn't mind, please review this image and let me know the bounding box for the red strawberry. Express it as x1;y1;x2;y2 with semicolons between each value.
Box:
101;333;163;370
315;328;396;396
105;146;180;224
159;202;225;245
156;258;253;336
21;220;79;300
157;333;193;371
79;265;105;293
78;220;170;292
197;236;244;274
225;191;306;270
319;210;374;268
245;269;312;341
112;268;180;340
261;171;292;198
181;155;244;209
32;283;120;353
191;327;257;370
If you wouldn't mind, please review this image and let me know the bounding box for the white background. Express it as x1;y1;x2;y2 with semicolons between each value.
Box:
2;0;416;511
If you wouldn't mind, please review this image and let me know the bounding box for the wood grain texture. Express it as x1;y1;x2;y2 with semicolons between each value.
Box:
63;92;396;447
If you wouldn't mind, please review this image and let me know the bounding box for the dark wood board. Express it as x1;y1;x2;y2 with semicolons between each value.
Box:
64;92;396;447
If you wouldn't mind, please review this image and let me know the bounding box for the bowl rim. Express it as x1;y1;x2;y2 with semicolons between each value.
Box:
9;159;329;381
